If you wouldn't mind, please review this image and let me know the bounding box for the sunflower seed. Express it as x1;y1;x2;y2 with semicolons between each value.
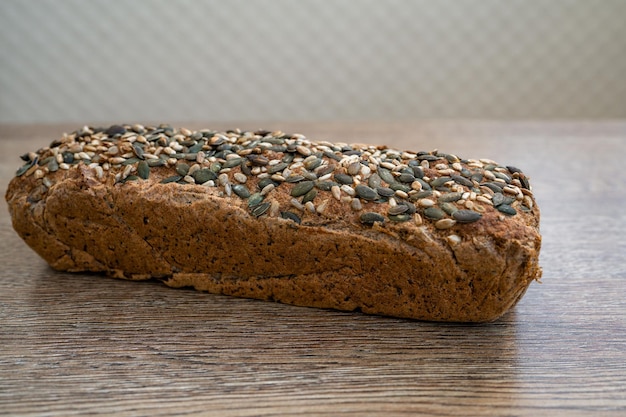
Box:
251;202;270;217
233;172;247;183
435;218;456;229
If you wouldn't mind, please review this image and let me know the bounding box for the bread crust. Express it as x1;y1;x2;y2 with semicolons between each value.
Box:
5;125;542;322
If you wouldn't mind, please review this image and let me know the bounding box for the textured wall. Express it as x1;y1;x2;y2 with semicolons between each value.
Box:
1;0;625;123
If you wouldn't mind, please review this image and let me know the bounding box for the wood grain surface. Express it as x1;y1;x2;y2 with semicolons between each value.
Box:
1;121;625;416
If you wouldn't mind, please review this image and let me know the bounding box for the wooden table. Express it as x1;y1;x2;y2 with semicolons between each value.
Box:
1;122;625;416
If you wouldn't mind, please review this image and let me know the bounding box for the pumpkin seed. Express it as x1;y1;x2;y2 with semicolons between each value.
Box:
291;181;315;197
16;160;35;176
280;211;301;224
388;205;408;215
453;209;482;223
192;168;217;184
223;158;242;168
389;213;411;222
376;186;395;197
497;204;517;215
440;202;458;215
314;180;338;191
303;157;322;170
334;173;353;185
137;161;150;179
285;174;305;183
368;173;382;189
47;159;59;172
132;143;145;159
355;184;378;200
147;159;166;167
424;207;445;220
248;193;264;207
301;188;317;203
258;177;278;190
268;162;288;174
398;173;416;183
176;163;190;176
430;176;452;188
378;168;396;184
451;175;473;187
389;183;411;193
360;212;385;224
438;192;463;203
232;184;251;198
122;157;141;166
492;192;505;206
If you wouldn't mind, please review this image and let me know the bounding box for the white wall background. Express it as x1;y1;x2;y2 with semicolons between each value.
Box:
1;0;625;123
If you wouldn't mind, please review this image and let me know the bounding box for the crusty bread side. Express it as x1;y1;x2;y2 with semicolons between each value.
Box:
5;125;542;322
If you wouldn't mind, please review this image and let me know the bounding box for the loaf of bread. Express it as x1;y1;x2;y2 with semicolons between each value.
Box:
6;124;542;322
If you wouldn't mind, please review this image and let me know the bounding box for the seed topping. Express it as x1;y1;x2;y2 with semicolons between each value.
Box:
14;124;535;230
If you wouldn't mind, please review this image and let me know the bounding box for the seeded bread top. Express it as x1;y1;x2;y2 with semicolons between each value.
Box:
12;124;538;236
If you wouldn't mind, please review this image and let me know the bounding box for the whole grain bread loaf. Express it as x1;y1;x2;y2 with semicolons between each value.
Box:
6;124;542;322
